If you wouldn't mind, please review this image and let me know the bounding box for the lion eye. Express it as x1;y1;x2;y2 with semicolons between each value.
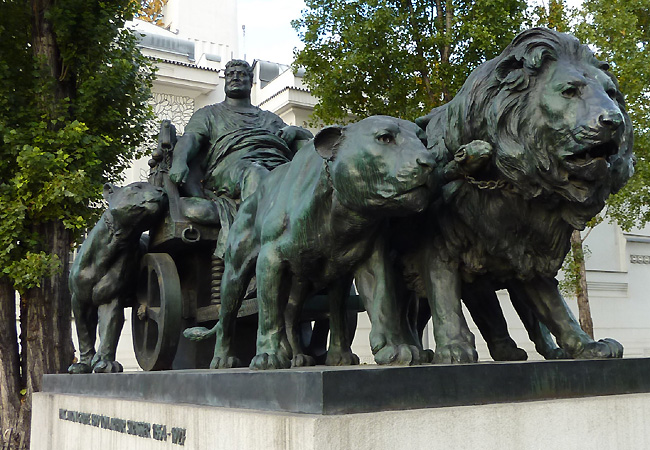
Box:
377;133;395;144
562;86;580;98
606;88;618;99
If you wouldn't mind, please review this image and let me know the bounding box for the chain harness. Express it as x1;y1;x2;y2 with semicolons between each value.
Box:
464;175;512;191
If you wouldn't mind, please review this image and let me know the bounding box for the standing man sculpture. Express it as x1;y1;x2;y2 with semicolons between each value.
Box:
169;59;313;252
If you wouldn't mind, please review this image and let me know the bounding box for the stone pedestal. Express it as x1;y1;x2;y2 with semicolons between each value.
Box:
32;359;650;449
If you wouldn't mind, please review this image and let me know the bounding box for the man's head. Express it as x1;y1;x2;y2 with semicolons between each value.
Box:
224;59;254;99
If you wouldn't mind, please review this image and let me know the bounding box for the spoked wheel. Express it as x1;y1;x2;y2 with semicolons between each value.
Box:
133;253;182;371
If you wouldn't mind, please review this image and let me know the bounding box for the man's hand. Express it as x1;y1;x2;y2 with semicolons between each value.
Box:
169;162;190;186
277;126;313;145
168;133;201;186
442;140;493;182
454;140;492;175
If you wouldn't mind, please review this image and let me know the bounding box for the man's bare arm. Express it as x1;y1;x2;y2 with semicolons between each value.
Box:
169;132;202;186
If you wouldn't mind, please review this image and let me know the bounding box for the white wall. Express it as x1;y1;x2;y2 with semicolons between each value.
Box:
163;0;239;62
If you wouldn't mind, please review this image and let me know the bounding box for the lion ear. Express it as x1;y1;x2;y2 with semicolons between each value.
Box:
495;56;523;83
495;56;531;92
103;183;116;201
314;125;343;161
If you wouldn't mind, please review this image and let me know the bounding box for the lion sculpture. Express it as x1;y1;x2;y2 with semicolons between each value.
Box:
357;27;634;364
68;182;168;373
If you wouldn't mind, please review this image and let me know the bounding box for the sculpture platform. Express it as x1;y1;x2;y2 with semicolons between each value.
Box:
32;359;650;449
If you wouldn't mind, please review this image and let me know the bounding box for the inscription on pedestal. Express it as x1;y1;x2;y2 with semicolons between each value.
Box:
58;408;186;445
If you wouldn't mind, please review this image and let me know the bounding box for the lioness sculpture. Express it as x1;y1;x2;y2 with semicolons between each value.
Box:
359;27;634;363
68;182;167;373
185;116;435;369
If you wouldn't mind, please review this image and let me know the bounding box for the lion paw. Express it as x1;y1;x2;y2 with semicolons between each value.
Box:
249;353;291;370
326;350;360;366
291;354;316;368
488;338;528;361
575;338;624;359
210;355;241;369
537;345;568;360
68;363;92;374
374;344;427;366
434;342;478;364
92;360;123;373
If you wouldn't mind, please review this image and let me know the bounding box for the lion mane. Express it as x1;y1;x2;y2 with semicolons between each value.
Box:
421;27;635;281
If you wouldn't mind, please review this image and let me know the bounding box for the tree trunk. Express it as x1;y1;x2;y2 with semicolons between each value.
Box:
570;230;594;338
14;221;75;450
0;278;22;449
432;0;453;103
31;0;74;112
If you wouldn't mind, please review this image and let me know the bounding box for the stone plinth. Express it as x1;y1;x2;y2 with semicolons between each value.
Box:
32;359;650;450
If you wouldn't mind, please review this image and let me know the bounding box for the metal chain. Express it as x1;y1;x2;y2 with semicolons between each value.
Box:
464;176;512;191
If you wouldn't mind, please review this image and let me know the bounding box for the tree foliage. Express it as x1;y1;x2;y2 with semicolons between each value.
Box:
0;0;154;291
292;0;528;124
0;1;155;447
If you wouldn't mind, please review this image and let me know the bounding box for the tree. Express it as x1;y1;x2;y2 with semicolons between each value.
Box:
292;0;528;124
0;1;155;448
134;0;169;26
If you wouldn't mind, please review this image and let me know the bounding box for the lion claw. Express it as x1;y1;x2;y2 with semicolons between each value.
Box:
68;363;92;374
326;350;360;366
433;342;478;364
576;338;623;359
374;344;427;366
210;355;241;369
488;338;528;361
291;354;316;368
249;352;291;370
92;360;123;373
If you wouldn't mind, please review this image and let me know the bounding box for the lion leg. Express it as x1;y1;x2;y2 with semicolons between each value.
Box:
326;276;360;366
421;247;477;364
285;279;316;368
506;282;567;359
211;199;260;369
356;236;428;366
511;277;623;359
249;245;292;370
93;298;124;373
68;295;97;374
211;245;258;369
461;280;527;361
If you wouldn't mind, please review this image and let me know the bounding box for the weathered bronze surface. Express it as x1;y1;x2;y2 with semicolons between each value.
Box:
68;183;168;373
357;27;634;364
168;59;312;257
184;116;442;369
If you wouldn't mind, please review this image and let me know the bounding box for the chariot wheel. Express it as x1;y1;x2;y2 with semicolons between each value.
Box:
132;253;182;371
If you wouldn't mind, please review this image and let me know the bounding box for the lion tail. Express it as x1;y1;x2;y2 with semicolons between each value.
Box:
183;325;218;341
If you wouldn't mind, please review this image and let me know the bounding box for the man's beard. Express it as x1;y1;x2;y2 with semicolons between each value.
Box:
225;85;251;99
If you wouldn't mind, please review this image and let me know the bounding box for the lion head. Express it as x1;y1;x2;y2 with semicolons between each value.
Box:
423;27;634;229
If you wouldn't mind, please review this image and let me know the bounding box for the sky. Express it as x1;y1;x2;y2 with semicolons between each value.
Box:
238;0;307;65
238;0;585;65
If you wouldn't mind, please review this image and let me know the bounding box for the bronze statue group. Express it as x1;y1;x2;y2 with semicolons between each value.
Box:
68;27;634;374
